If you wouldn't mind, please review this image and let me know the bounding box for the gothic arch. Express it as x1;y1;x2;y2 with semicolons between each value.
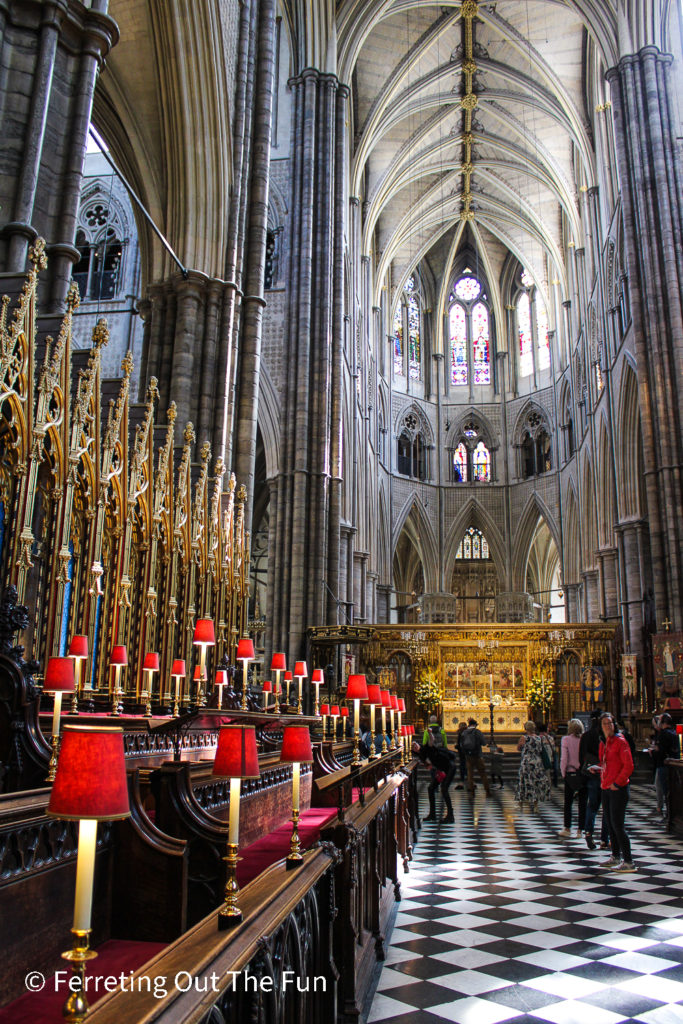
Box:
616;361;645;519
512;400;552;447
564;482;581;585
393;403;433;446
377;483;390;583
511;495;561;592
443;499;507;590
445;408;496;451
392;494;439;593
597;415;616;547
257;364;281;481
581;453;599;567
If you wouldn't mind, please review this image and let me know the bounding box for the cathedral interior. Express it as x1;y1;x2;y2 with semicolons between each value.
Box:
1;2;683;1023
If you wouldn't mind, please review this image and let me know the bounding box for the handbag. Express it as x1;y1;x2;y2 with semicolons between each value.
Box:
565;770;585;791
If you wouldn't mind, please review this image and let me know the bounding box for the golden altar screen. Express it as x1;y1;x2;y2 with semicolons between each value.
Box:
442;660;529;732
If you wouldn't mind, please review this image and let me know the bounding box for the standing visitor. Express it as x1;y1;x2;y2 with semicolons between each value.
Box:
580;709;606;851
455;721;467;789
558;718;587;837
651;712;682;820
596;712;635;872
461;719;491;797
516;721;550;811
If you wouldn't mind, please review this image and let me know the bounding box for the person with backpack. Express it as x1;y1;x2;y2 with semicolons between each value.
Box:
559;718;587;837
461;718;491;798
413;717;457;823
515;721;550;811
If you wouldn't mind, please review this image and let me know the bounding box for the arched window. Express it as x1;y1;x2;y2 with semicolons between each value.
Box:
397;431;411;474
453;442;468;482
74;195;126;301
536;430;552;473
518;269;551;378
397;430;426;480
521;431;535;479
472;441;491;482
456;526;490;560
518;410;552;478
448;274;492;387
393;275;422;381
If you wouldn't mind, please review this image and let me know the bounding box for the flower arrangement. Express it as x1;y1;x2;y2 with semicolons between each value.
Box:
526;674;554;716
414;668;442;712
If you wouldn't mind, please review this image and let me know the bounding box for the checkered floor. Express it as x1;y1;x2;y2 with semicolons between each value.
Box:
366;781;683;1024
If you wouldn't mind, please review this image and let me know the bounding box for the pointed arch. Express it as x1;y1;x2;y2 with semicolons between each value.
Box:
581;453;598;567
564;481;581;585
443;498;507;589
597;415;616;547
377;483;390;583
257;364;281;482
392;493;439;593
617;361;645;519
511;494;561;592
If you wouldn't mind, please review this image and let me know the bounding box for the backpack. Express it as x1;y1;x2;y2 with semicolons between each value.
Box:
460;728;478;755
540;740;552;770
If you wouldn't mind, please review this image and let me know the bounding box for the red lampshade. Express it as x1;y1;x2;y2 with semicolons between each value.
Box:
397;698;406;713
330;705;340;716
320;704;330;716
294;660;307;677
311;668;324;685
262;680;272;693
171;659;186;677
215;670;228;685
44;656;75;693
284;670;293;682
347;674;368;701
409;725;415;735
366;683;382;705
390;694;399;711
380;689;391;708
48;726;130;821
111;645;127;666
271;653;286;672
193;666;202;681
677;725;683;735
340;707;349;718
68;635;88;659
236;637;255;661
213;725;260;779
280;725;313;764
193;619;216;646
143;652;160;671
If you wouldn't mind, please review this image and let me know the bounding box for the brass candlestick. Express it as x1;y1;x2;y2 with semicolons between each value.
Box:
47;734;60;782
61;929;98;1023
287;808;303;866
218;843;242;929
351;729;362;766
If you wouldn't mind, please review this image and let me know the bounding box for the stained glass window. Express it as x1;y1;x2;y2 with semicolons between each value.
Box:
472;301;490;385
393;304;403;377
518;291;533;377
454;276;481;301
536;302;550;370
521;268;534;289
408;291;421;380
450;303;467;386
456;526;490;560
473;441;491;482
453;442;468;482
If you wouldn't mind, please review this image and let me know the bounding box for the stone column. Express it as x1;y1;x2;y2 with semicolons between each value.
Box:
607;47;683;630
0;0;118;305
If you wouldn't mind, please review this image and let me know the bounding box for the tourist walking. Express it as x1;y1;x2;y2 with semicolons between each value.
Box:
413;735;457;823
516;721;550;811
559;718;587;837
461;718;492;797
596;712;635;872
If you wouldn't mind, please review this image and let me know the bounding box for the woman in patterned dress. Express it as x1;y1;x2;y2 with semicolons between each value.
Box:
516;721;550;811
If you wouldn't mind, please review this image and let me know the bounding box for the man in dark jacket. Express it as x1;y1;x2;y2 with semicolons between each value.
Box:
461;718;491;798
579;710;604;849
412;738;457;823
653;712;682;819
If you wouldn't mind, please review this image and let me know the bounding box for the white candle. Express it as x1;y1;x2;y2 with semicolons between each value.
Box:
229;777;240;845
52;690;63;737
298;677;303;701
490;674;493;701
292;762;300;812
73;818;98;933
264;689;269;710
370;704;376;737
381;708;386;737
354;699;360;736
217;683;224;710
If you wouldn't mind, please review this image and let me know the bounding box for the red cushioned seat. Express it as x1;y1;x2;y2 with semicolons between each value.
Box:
236;807;337;886
0;940;166;1024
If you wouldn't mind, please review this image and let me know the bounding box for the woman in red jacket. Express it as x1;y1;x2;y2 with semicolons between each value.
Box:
593;712;635;872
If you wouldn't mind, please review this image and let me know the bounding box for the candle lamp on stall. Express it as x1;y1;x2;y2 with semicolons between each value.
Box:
215;669;228;710
68;635;88;713
330;704;340;740
379;689;391;753
283;670;293;708
397;698;406;764
340;706;349;739
366;683;382;760
389;694;399;749
236;637;255;711
212;725;260;928
271;653;286;711
47;725;130;1023
193;665;203;706
311;668;324;716
109;645;127;716
44;657;75;781
346;674;369;766
141;652;159;717
279;725;313;867
294;660;307;715
320;703;330;739
262;679;272;710
170;659;186;718
193;619;216;707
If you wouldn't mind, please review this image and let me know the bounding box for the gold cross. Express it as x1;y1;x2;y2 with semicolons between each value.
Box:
663;618;672;633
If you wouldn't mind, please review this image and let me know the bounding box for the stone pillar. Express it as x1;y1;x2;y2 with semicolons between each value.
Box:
615;518;651;660
582;569;600;622
607;47;683;630
598;547;619;621
268;69;349;657
564;583;581;622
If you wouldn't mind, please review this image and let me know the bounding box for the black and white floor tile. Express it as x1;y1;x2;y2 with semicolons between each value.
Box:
366;782;683;1024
